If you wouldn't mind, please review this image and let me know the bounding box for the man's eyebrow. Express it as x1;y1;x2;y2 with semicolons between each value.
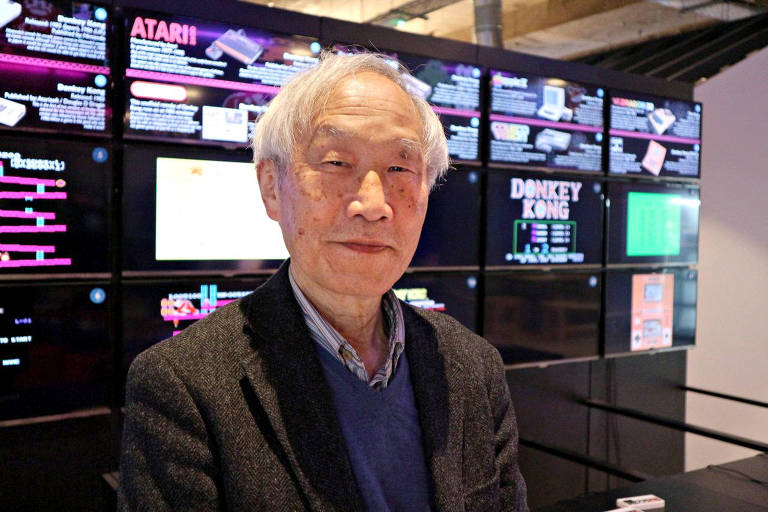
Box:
313;124;354;139
397;137;423;158
312;124;423;157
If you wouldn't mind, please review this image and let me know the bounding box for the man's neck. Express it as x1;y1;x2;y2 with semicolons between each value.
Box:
290;264;388;378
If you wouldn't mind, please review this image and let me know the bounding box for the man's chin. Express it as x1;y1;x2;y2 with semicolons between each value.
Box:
321;265;405;297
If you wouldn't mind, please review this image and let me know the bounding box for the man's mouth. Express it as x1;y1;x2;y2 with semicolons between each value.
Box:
337;239;390;253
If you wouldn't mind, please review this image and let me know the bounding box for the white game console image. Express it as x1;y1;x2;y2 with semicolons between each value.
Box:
537;85;567;121
401;73;432;100
535;128;572;153
0;0;21;29
616;494;665;510
0;97;26;127
648;108;676;135
206;29;264;65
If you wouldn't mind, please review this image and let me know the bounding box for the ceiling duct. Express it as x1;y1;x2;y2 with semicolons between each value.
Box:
366;0;464;27
474;0;502;47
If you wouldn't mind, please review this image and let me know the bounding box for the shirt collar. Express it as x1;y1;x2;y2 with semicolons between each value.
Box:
288;266;405;390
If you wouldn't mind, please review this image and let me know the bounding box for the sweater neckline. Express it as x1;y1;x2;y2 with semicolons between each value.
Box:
316;345;410;403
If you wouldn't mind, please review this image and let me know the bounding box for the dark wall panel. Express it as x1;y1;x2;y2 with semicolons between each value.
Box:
587;351;687;492
0;414;114;512
506;362;590;509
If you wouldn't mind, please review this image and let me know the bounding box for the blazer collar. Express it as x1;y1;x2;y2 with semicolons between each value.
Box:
239;260;364;511
402;305;466;511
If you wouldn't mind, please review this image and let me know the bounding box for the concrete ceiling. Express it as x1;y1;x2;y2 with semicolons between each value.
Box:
242;0;765;59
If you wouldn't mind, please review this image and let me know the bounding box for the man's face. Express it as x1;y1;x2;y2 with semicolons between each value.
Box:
258;71;430;298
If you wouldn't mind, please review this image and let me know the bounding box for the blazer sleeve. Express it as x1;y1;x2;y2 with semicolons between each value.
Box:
486;347;529;512
118;348;221;512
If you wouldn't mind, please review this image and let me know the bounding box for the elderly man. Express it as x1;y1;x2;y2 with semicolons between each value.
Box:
119;52;528;511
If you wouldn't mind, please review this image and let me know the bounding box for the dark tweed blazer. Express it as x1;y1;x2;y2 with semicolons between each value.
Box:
118;263;528;511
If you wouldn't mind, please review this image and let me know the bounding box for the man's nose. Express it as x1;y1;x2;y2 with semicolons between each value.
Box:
347;170;393;222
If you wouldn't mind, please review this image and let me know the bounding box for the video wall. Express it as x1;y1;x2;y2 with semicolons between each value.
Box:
0;0;700;421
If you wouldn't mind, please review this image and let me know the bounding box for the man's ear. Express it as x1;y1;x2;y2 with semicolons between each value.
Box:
256;159;281;221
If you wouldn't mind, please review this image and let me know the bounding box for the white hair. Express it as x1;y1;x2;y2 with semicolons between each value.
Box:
251;51;450;187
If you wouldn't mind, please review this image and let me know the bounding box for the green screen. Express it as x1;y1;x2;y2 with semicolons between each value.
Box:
626;192;681;256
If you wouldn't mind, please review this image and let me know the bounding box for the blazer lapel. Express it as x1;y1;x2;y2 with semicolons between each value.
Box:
403;306;466;512
238;262;364;512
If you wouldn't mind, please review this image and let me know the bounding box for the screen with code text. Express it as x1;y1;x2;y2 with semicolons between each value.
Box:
0;281;110;420
0;137;110;276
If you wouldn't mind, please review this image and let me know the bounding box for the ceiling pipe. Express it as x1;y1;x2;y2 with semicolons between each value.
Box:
474;0;503;47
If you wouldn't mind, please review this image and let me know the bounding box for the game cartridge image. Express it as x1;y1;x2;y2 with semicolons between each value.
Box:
641;139;667;175
630;274;674;351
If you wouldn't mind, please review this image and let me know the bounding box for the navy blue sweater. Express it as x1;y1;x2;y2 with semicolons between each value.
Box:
316;347;432;511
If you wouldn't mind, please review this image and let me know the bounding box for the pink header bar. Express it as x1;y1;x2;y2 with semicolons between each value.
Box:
126;68;280;96
431;105;481;119
0;192;67;200
0;258;72;268
0;209;56;220
0;244;56;253
0;53;110;75
0;176;58;187
0;225;67;233
490;113;602;133
609;128;700;145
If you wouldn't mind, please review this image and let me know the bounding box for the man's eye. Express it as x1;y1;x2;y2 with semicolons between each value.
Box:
325;160;348;167
388;166;410;173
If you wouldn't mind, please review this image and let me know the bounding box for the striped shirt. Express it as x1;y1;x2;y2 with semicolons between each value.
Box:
288;269;405;390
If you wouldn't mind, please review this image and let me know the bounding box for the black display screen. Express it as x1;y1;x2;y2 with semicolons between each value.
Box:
485;172;603;266
0;282;110;420
604;268;697;355
0;1;111;136
123;8;321;145
488;69;604;172
484;271;601;365
412;169;481;268
0;137;110;276
122;144;287;274
607;181;699;265
394;272;478;332
609;90;701;178
122;277;266;373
